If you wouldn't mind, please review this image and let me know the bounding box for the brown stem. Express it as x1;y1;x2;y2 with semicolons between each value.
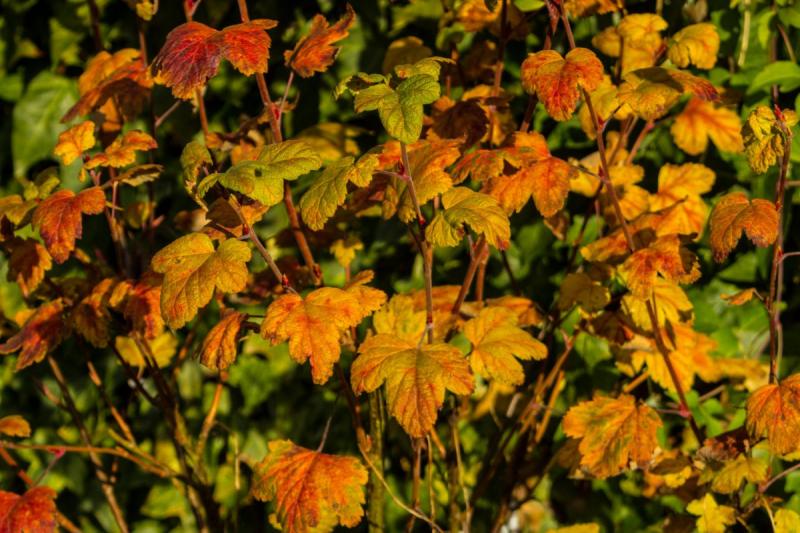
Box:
452;238;488;316
406;438;424;532
196;372;226;458
86;0;104;51
86;358;136;444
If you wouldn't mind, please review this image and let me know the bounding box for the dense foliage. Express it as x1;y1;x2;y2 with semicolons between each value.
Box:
1;0;800;531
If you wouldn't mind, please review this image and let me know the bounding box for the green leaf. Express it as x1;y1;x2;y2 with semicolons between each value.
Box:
425;187;510;248
380;75;440;144
12;72;78;178
748;61;800;94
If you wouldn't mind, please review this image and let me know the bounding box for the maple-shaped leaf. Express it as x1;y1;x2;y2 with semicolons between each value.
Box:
687;494;736;533
667;23;720;70
709;192;778;262
0;486;58;533
565;0;621;16
0;415;30;438
521;48;604;121
220;140;323;206
151;234;251;329
152;19;278;99
0;299;66;371
619;235;700;298
344;271;387;318
489;156;575;217
115;332;177;368
372;295;426;343
746;373;800;455
0;195;36;228
121;272;163;339
284;4;355;78
73;278;115;348
85;130;157;168
671;98;744;156
649;163;715;237
593;14;667;75
32;187;105;264
463;307;546;386
261;288;366;384
623;279;692;329
710;453;768;494
7;238;52;298
53;121;96;165
351;334;474;437
741;105;798;174
776;509;800;533
329;237;363;269
618;67;719;120
252;439;367;533
199;310;248;371
558;272;611;312
452;149;507;183
562;393;662;478
354;74;440;144
425;187;510;249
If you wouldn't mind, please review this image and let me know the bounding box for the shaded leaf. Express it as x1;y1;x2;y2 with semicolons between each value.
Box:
0;486;58;533
32;187;106;263
199;310;249;371
0;299;66;371
746;373;800;455
425;187;510;249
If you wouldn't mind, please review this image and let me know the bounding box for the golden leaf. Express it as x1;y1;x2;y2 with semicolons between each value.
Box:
687;494;736;533
425;187;510;249
619;235;700;298
372;294;426;343
649;163;715;237
742;105;798;174
489;156;575;217
199;310;249;371
709;192;778;262
284;4;356;78
0;415;31;438
618;67;718;120
0;299;66;371
7;238;52;297
558;272;611;312
115;332;177;368
746;373;800;456
710;453;768;494
667;23;720;70
671;98;743;155
53;121;96;165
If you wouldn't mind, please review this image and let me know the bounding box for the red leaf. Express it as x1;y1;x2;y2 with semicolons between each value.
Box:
284;4;356;78
0;486;58;533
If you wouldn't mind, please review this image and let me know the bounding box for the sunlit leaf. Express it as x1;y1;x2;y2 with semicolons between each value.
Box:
425;187;510;249
0;299;66;371
0;486;58;533
667;23;720;70
53;120;95;165
741;105;798;174
671;98;744;155
32;187;105;263
284;4;356;78
709;192;778;262
746;373;800;456
0;415;31;438
687;494;736;533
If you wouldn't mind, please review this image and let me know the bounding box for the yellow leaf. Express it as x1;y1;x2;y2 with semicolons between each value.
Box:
619;235;700;298
742;105;798;174
329;237;363;269
746;373;800;456
558;272;610;312
199;310;249;371
463;307;546;386
775;509;800;533
618;67;719;120
261;288;365;384
709;192;778;262
0;415;31;438
53;121;96;165
649;163;715;237
687;494;736;533
7;238;52;298
425;187;510;249
115;332;177;368
721;288;758;306
667;23;720;70
671;98;743;155
710;453;768;494
252;439;367;533
489;156;575;217
562;393;662;478
151;234;251;329
372;294;426;343
85;130;157;168
344;270;388;318
351;334;474;437
623;279;693;330
564;0;620;16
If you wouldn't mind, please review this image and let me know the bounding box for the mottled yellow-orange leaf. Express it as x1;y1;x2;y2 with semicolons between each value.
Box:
122;272;164;339
73;278;115;348
551;525;601;533
261;288;364;384
0;415;30;438
115;332;176;368
285;4;355;78
618;67;718;120
463;307;546;386
742;105;798;174
671;98;743;155
521;48;604;121
344;270;387;318
593;14;666;74
775;509;800;533
32;187;106;264
562;393;662;478
372;295;426;343
486;295;544;327
53;121;96;165
642;450;694;497
558;272;610;312
619;235;700;298
85;130;157;168
151;234;251;329
252;439;367;533
721;288;758;306
451;149;507;184
650;163;715;237
7;238;52;298
687;494;736;533
578;77;628;139
710;453;768;494
623;279;692;329
426;187;510;249
329;237;363;269
351;334;474;437
199;310;248;371
565;0;620;17
667;23;720;70
0;486;58;533
0;299;66;371
746;374;800;455
489;156;574;217
709;192;778;262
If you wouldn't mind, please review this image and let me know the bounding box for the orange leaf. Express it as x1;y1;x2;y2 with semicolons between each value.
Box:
649;163;715;237
709;192;778;262
452;149;507;183
0;299;66;371
671;98;743;155
619;235;700;298
285;4;355;78
0;486;58;533
344;270;388;318
351;334;474;437
73;279;116;348
563;393;662;478
565;0;622;17
7;238;52;298
489;156;575;217
32;187;106;264
53;121;96;165
199;310;248;371
521;48;604;121
667;23;720;70
85;130;157;169
252;439;367;533
121;272;164;339
618;67;719;120
0;415;31;438
746;373;800;456
152;19;278;99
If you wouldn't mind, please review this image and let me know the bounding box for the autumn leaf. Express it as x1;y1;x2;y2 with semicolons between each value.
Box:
252;439;367;533
776;509;800;533
452;149;507;183
329;237;363;269
710;453;768;494
687;494;736;533
463;307;546;386
593;14;667;75
115;332;177;368
623;279;692;329
709;192;778;262
199;310;248;371
73;278;115;348
521;48;604;121
565;0;621;17
53;121;96;165
152;19;278;99
261;287;366;384
0;299;66;371
351;334;474;437
619;235;700;298
741;105;798;174
0;415;31;438
32;187;106;263
0;486;58;533
558;272;611;312
667;23;720;70
746;373;800;456
671;98;744;155
121;272;163;339
721;288;758;306
372;295;426;343
425;187;510;249
649;163;715;237
562;393;662;478
85;130;157;169
151;234;251;329
7;238;52;297
618;67;719;120
284;4;355;78
344;271;387;318
489;156;575;217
